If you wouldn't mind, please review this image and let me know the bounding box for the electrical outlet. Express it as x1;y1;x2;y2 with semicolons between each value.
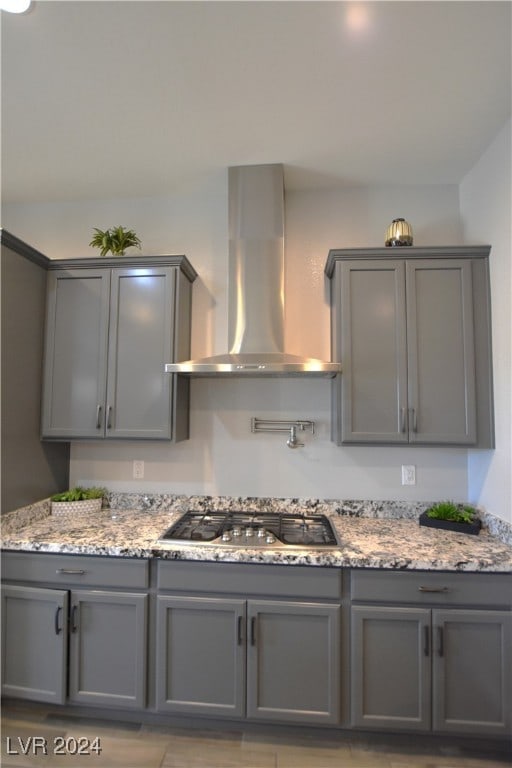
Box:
133;460;144;480
401;465;416;486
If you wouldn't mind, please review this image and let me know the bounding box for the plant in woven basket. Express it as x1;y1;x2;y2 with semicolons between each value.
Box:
89;226;142;257
51;487;106;502
51;487;107;516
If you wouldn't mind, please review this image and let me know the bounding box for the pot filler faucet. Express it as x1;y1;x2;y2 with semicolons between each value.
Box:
251;418;314;449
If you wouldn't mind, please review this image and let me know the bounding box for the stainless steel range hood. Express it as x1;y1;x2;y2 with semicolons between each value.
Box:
165;164;341;377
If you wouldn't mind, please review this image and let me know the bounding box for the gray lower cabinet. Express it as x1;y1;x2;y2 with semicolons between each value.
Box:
41;255;196;441
155;596;246;717
1;553;149;709
350;571;512;736
156;591;340;724
1;585;68;704
246;600;340;723
432;609;511;734
68;589;147;708
325;247;494;447
351;606;431;731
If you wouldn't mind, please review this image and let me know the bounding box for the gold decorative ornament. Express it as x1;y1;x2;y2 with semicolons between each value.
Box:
385;218;413;247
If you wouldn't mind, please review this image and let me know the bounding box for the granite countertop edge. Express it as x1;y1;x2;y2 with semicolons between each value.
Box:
1;494;511;573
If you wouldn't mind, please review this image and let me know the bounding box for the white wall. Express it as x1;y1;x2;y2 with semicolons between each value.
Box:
3;180;475;502
460;119;512;524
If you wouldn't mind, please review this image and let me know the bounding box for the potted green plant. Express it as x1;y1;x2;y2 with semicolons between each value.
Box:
419;501;481;536
51;486;107;516
89;226;142;257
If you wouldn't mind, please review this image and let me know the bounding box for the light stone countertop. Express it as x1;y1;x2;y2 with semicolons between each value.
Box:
1;494;512;572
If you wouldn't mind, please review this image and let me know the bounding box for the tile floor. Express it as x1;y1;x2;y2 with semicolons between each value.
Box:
1;704;510;768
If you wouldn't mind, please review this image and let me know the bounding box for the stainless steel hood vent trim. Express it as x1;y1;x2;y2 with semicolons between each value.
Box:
165;164;341;378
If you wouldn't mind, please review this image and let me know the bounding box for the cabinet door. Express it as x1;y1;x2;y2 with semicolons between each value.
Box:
336;261;408;444
1;585;68;704
155;596;246;717
406;260;476;444
106;267;176;439
41;269;110;438
351;606;431;731
246;601;340;724
432;609;512;735
68;590;147;709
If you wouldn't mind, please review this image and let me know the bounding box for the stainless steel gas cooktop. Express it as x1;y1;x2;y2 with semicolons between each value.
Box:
156;510;340;549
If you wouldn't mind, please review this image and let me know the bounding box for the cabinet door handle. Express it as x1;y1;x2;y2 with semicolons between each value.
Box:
54;605;62;635
96;405;103;429
409;408;417;432
237;616;244;645
56;569;86;576
107;405;113;429
423;625;430;657
400;407;407;433
250;617;257;646
70;605;79;633
418;586;449;593
437;626;444;657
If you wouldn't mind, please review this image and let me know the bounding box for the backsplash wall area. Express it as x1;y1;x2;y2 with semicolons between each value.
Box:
2;126;510;523
68;378;469;502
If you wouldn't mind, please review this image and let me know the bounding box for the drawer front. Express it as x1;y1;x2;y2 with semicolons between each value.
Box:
157;561;342;599
350;569;511;608
1;552;149;589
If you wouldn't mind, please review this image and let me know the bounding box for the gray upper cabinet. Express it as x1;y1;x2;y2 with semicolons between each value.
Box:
41;255;196;441
325;247;494;447
1;231;69;513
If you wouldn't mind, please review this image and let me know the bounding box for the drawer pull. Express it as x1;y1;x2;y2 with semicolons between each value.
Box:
70;604;79;633
437;626;444;657
418;586;449;593
54;605;62;635
423;625;430;657
56;569;86;576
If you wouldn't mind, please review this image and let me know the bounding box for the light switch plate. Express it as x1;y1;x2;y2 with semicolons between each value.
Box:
133;460;144;479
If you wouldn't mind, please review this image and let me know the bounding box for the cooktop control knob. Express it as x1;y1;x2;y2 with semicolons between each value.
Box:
221;530;232;542
257;527;267;538
245;527;254;538
232;526;242;537
265;533;276;544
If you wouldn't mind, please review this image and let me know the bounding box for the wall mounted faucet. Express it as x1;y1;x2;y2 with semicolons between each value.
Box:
286;425;303;449
251;418;315;449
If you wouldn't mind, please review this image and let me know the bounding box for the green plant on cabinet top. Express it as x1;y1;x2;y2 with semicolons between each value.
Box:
89;226;141;257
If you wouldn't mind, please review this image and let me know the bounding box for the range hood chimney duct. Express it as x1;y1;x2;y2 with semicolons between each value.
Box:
165;164;341;377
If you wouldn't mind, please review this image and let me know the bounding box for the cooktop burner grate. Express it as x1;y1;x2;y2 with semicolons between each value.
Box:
157;510;339;548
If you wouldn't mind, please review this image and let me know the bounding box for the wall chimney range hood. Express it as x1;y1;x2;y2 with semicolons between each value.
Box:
165;164;341;377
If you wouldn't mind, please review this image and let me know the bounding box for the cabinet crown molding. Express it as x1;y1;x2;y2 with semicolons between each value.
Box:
325;246;491;278
47;254;198;282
